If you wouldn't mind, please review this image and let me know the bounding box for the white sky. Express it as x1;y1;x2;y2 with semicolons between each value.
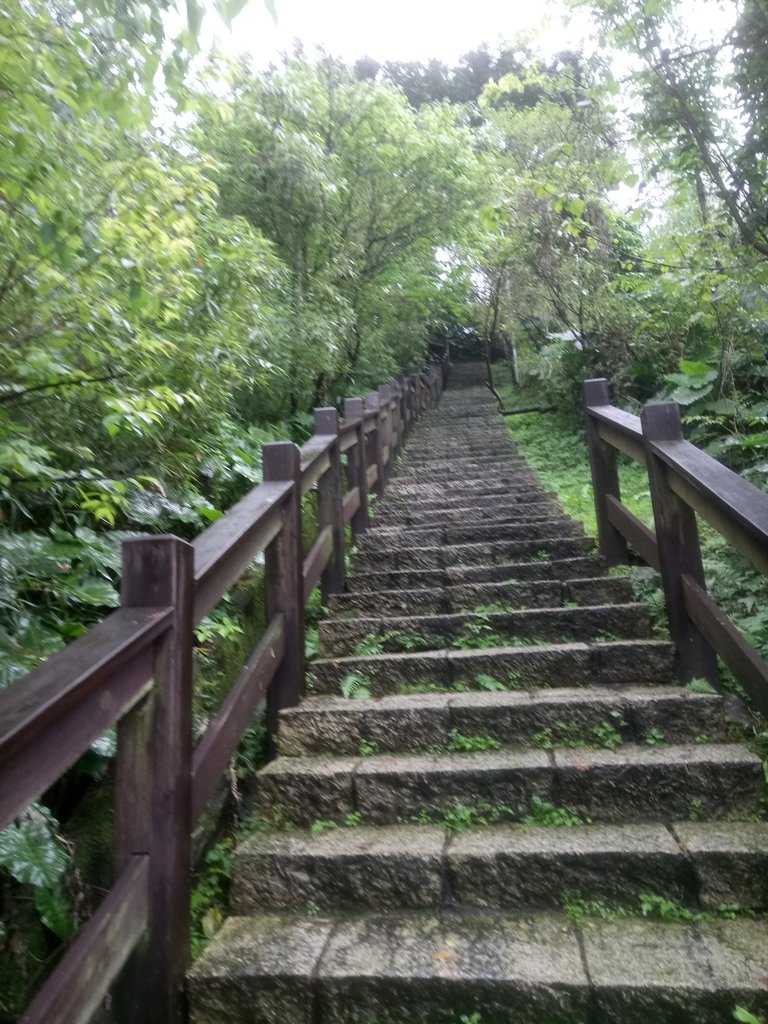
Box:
205;0;596;66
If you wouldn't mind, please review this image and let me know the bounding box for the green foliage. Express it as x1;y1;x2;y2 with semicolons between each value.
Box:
523;797;589;828
591;715;626;750
734;1008;764;1024
475;673;506;692
310;820;338;836
563;888;745;928
0;526;123;686
638;893;741;924
353;630;427;657
563;891;626;926
311;812;365;834
643;728;666;747
0;805;75;942
686;677;718;695
358;739;379;757
440;801;515;832
339;672;372;701
353;634;387;657
533;713;625;751
451;613;505;650
190;839;233;958
442;730;501;754
397;680;445;696
688;798;704;822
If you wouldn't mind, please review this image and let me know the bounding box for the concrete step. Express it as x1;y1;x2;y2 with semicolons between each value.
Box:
353;534;596;572
385;476;543;499
359;519;582;552
308;638;675;696
189;910;768;1024
329;576;634;618
377;490;560;514
254;743;762;828
317;604;652;658
230;820;768;915
395;451;528;466
372;501;564;527
278;687;732;757
392;465;531;483
346;556;608;592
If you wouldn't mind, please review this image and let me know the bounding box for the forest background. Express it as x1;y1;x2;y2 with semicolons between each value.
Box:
1;0;768;1010
2;0;768;686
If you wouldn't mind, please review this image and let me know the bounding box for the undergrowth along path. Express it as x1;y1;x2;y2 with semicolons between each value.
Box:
188;362;768;1024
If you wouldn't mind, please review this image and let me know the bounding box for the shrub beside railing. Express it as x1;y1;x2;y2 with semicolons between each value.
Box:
0;360;447;1024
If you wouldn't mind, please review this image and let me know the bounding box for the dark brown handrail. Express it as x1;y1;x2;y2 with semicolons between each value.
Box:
584;376;768;713
1;360;447;1024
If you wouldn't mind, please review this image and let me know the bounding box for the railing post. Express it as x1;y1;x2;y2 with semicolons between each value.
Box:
583;378;629;566
397;379;408;448
262;442;305;743
641;402;719;684
378;383;392;486
314;407;345;600
116;535;194;1024
402;376;412;438
344;397;370;539
391;381;402;461
365;392;385;498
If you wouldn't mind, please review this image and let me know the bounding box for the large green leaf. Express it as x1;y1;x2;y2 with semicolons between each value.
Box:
0;808;69;888
34;886;76;940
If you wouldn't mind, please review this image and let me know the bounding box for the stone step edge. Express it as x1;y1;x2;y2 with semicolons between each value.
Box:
329;576;632;615
359;518;581;546
254;741;763;829
230;819;768;915
187;909;768;1024
278;686;729;756
345;555;609;588
353;535;596;568
307;638;674;695
317;604;653;659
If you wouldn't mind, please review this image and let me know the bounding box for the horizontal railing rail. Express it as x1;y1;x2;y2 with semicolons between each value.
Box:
1;355;447;1024
584;377;768;715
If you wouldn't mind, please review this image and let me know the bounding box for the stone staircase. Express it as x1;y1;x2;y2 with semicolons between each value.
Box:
188;364;768;1024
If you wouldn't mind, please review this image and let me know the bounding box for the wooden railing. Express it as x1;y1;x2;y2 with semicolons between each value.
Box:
0;360;447;1024
584;378;768;713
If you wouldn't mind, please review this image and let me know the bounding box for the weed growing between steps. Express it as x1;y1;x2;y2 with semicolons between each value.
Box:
190;840;234;958
531;712;626;751
310;813;365;834
428;731;501;754
523;797;589;827
562;889;751;928
353;630;429;656
340;671;373;699
735;1009;765;1024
